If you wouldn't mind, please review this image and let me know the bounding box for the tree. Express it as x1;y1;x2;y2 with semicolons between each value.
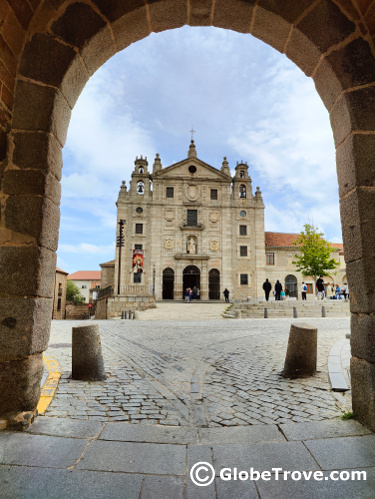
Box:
292;224;339;285
66;279;85;304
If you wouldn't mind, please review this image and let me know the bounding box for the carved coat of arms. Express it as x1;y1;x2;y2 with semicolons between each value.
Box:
209;211;219;223
164;238;174;250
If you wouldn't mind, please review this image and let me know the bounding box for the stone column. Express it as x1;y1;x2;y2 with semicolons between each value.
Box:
0;131;61;429
334;93;375;431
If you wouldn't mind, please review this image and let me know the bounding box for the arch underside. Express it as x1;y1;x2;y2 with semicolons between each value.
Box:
1;0;375;429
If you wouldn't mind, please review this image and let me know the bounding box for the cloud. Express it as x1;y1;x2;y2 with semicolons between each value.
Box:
59;26;341;273
58;242;115;254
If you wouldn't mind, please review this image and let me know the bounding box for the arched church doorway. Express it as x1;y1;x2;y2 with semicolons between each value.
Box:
183;265;200;298
285;275;297;299
162;268;174;300
209;269;220;300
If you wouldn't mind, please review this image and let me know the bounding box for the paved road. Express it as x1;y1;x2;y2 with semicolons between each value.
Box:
45;304;351;427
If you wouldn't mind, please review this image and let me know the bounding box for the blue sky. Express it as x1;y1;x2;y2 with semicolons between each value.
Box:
57;26;339;274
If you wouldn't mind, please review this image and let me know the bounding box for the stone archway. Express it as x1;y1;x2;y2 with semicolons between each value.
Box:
1;0;375;430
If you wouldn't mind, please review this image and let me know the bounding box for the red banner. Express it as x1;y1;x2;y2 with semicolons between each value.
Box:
132;249;144;273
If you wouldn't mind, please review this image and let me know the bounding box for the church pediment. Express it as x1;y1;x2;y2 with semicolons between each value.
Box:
152;157;231;181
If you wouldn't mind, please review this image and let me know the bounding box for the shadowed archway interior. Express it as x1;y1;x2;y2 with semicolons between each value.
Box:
1;0;375;430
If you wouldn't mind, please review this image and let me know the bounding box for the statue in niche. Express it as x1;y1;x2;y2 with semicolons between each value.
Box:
187;237;197;254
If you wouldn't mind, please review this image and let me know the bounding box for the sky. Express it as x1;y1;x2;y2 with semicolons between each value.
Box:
57;26;340;274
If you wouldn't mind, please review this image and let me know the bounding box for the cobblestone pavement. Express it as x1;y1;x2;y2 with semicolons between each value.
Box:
44;305;351;427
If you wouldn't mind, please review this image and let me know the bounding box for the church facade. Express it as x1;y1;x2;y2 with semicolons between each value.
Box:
113;141;266;304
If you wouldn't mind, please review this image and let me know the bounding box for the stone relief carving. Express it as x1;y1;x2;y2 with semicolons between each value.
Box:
186;184;199;201
164;238;174;250
164;209;174;222
209;211;219;223
210;240;219;251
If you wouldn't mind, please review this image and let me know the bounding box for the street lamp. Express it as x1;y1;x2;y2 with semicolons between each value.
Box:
116;219;126;295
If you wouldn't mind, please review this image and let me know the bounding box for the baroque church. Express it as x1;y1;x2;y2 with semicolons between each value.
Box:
98;141;345;317
113;140;266;305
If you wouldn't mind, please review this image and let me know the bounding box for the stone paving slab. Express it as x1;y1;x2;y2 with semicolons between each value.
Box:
0;433;87;468
216;479;259;499
0;467;143;499
100;422;198;444
280;420;372;441
26;417;104;439
213;441;320;474
142;475;185;499
76;440;186;475
199;425;285;445
304;435;375;470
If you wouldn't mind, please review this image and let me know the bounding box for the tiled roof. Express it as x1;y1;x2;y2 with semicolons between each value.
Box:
265;232;343;252
68;271;101;281
265;232;299;248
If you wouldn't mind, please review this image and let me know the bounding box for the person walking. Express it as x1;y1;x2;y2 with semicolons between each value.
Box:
301;282;307;301
262;279;272;301
274;280;282;301
184;288;190;303
316;276;325;300
223;288;230;303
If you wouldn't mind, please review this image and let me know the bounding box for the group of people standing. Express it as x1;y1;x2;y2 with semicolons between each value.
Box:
262;277;350;301
262;279;285;301
184;286;200;302
315;276;349;300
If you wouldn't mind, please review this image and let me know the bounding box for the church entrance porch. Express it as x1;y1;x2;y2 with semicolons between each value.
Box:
162;268;174;300
182;265;201;299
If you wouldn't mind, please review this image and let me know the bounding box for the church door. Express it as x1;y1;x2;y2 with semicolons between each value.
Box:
182;265;200;298
162;268;174;300
285;274;297;299
209;269;220;300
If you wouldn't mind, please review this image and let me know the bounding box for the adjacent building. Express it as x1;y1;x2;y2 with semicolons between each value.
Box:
67;270;101;303
52;267;69;319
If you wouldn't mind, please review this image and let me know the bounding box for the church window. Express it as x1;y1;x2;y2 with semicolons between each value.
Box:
135;244;143;250
188;165;197;174
187;210;198;226
166;187;174;198
239;184;246;198
239;225;247;236
139;167;144;174
210;189;218;200
240;246;248;257
266;252;275;265
137;181;144;194
133;272;142;283
240;170;245;178
240;210;247;217
135;223;143;234
240;274;248;285
57;298;61;311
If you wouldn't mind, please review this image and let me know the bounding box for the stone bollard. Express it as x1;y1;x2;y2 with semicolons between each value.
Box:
293;306;297;318
264;308;268;318
128;310;132;320
282;323;317;378
322;306;326;317
234;310;241;319
72;325;106;381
